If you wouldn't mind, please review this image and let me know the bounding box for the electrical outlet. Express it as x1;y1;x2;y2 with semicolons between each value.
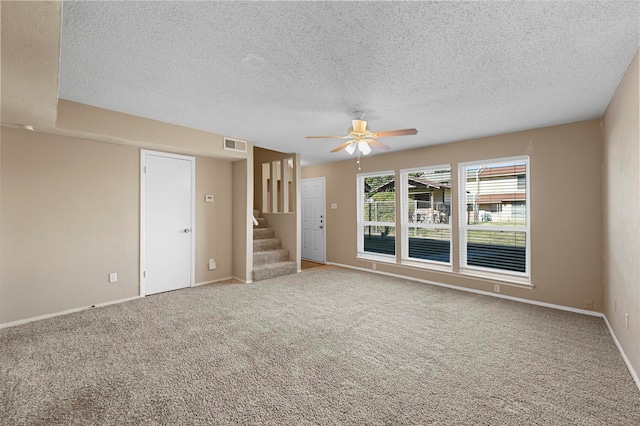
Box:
493;284;500;293
583;299;593;310
208;259;216;270
372;263;377;270
109;273;117;283
626;313;629;329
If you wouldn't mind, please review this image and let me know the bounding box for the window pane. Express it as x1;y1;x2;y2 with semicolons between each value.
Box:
465;162;526;227
363;225;396;256
406;170;451;224
408;227;450;262
401;167;452;265
363;174;395;223
363;199;395;223
360;173;396;257
460;157;529;277
466;230;526;272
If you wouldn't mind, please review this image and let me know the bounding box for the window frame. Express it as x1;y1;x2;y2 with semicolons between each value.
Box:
400;165;453;270
458;156;531;284
356;170;397;262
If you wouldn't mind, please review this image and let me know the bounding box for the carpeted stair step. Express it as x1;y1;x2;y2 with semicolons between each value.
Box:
253;237;282;252
252;261;298;282
251;208;296;281
253;227;275;240
253;248;290;266
253;210;269;228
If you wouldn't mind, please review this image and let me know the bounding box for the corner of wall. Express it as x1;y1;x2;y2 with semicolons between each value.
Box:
231;158;253;283
602;48;640;384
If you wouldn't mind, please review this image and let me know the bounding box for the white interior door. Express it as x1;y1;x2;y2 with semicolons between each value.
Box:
141;150;195;296
301;177;325;262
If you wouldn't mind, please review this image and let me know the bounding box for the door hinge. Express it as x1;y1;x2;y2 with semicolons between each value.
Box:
143;166;147;173
143;271;146;278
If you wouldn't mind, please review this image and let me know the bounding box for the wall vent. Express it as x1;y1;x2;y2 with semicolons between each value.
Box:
223;137;247;153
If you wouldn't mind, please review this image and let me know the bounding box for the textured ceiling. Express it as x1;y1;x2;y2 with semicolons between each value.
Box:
59;1;639;166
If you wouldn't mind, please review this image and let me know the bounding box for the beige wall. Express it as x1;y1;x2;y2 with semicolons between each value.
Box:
303;119;604;311
1;1;61;128
603;50;639;378
1;128;237;324
195;157;233;284
1;128;140;323
232;159;252;282
57;100;249;160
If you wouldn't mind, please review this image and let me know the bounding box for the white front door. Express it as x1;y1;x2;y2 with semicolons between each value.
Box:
141;150;195;296
301;177;325;263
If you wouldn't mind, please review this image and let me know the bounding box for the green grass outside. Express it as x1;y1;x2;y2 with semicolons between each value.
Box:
366;220;526;248
467;230;526;247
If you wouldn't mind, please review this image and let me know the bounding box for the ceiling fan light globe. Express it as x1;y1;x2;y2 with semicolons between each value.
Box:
345;143;356;155
358;141;372;155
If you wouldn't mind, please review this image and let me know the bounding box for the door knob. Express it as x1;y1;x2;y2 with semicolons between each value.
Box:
184;229;191;233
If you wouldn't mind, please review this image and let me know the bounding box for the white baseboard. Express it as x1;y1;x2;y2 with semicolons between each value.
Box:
0;296;141;330
327;262;602;317
603;314;640;392
194;276;236;287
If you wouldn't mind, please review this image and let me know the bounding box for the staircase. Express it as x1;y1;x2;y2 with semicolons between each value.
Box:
252;210;297;282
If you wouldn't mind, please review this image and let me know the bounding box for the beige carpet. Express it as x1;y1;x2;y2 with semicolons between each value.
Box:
2;266;639;425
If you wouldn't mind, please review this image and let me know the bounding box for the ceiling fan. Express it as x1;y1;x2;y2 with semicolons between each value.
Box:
306;112;418;156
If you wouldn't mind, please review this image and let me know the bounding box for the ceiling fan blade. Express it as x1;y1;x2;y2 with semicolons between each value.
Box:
367;139;391;150
330;140;355;153
372;128;418;138
306;135;346;139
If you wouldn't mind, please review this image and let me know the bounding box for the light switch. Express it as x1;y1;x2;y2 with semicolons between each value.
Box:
205;195;214;203
331;203;338;209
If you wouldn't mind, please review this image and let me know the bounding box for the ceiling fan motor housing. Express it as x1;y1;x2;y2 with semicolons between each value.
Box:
352;119;368;133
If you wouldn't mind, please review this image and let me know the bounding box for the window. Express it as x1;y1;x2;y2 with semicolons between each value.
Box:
459;157;530;281
401;166;452;265
357;172;396;259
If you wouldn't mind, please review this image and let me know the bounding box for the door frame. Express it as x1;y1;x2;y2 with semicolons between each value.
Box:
140;149;196;297
301;177;326;263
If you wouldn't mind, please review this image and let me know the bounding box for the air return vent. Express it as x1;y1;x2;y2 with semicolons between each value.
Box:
223;137;247;153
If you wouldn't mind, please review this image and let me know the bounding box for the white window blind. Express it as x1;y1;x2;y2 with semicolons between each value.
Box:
459;157;530;280
357;172;396;258
401;166;452;265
